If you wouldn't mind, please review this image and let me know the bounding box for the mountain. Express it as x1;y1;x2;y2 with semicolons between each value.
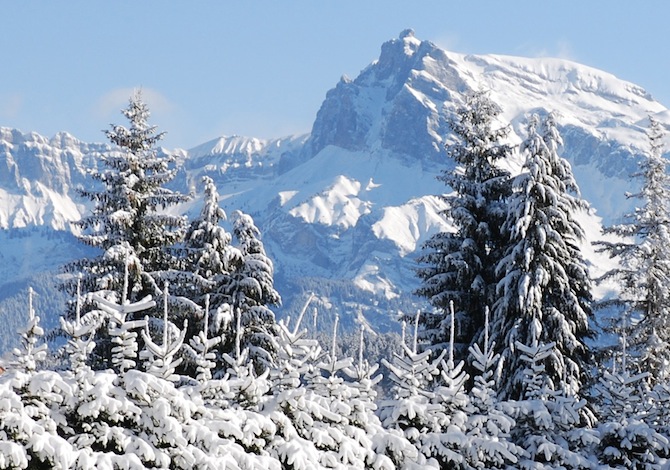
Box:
0;30;667;350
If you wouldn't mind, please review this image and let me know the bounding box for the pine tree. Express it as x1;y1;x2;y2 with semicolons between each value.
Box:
140;284;187;382
379;323;447;444
597;115;670;383
176;176;241;376
417;91;512;363
596;367;669;467
12;288;47;374
493;112;593;399
271;318;321;393
465;307;523;468
188;295;221;384
510;340;598;469
62;91;189;367
60;277;96;397
380;309;471;468
222;210;281;373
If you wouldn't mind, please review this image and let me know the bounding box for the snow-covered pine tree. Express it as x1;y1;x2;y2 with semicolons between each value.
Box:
510;339;598;469
416;90;513;365
596;368;669;468
289;317;381;468
420;304;472;469
87;260;155;376
594;327;669;468
188;295;221;384
597;115;670;384
379;323;446;443
60;276;97;397
12;288;47;374
175;176;242;376
493;112;593;400
220;209;281;374
270;296;322;392
649;381;670;450
62;91;189;367
380;311;468;468
140;284;187;382
1;291;81;469
465;307;523;468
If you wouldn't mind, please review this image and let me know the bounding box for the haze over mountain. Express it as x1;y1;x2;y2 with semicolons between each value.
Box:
0;30;667;348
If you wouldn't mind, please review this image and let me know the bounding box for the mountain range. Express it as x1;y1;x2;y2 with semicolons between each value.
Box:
0;29;667;351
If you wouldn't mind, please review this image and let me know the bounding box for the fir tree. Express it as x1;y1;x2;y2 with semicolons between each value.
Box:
597;115;670;383
140;284;187;382
596;368;669;467
270;296;322;393
176;176;241;375
493;112;593;399
380;309;469;468
222;210;281;373
70;91;188;295
417;91;512;363
12;288;47;374
62;91;189;367
60;277;96;397
510;339;598;469
465;307;523;468
188;295;221;384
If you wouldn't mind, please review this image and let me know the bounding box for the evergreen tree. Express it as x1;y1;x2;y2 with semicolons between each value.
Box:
596;368;669;468
417;91;512;363
61;91;189;367
597;115;670;383
189;295;221;384
140;284;187;382
465;308;523;468
177;176;241;375
493;112;593;399
380;310;470;468
510;340;598;469
222;210;281;373
60;277;96;398
12;288;47;374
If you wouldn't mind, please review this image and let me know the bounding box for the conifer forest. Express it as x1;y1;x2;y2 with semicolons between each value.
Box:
3;90;670;469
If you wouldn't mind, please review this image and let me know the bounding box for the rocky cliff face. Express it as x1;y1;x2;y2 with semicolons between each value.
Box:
0;30;668;334
0;128;109;230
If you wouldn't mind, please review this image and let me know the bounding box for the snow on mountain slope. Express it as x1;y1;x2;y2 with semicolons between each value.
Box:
0;128;107;230
0;30;668;336
201;30;669;329
183;134;307;188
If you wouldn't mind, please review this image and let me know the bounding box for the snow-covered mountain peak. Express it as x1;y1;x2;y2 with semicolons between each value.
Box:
188;135;268;159
2;31;670;333
0;127;111;230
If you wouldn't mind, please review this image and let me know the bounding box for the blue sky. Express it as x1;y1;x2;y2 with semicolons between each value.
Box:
1;1;668;149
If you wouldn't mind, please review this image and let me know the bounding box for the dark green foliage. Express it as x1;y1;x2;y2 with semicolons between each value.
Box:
493;113;593;400
416;91;512;362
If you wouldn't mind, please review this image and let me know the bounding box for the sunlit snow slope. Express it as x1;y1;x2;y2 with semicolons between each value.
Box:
0;29;668;335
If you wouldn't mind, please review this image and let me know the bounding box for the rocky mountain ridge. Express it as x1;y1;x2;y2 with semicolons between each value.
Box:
1;30;668;339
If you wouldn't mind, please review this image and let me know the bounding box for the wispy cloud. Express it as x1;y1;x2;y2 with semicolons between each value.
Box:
433;33;464;53
0;93;23;119
93;87;175;122
518;39;576;61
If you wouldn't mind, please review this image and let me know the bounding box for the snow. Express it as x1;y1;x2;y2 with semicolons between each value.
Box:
278;190;299;206
2;30;670;341
289;175;370;229
372;195;450;256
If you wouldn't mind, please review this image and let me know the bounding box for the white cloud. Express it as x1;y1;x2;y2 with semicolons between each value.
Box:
433;33;464;53
555;39;575;61
0;93;23;119
517;39;576;62
93;87;175;121
90;87;188;148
